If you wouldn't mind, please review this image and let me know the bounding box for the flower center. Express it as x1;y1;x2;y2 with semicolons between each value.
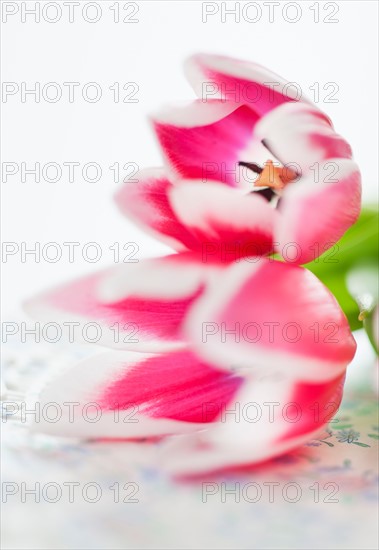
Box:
254;159;297;191
239;140;299;198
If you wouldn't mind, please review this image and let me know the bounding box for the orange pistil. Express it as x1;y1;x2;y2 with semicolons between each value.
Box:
255;160;297;191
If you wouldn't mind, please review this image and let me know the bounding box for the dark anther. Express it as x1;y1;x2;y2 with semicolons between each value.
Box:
250;188;276;202
238;161;263;174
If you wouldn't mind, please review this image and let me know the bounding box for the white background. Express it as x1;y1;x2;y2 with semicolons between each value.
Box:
2;0;378;313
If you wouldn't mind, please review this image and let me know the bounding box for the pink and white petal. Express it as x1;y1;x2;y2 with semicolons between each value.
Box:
115;167;199;252
24;256;210;353
276;158;361;264
184;259;356;382
161;374;342;476
278;372;345;443
152;99;260;188
254;102;352;175
185;53;312;115
99;349;243;424
98;252;222;303
25;351;242;439
169;182;277;260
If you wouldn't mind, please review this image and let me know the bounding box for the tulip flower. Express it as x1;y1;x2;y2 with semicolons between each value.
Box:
23;54;361;474
25;259;356;475
152;54;362;264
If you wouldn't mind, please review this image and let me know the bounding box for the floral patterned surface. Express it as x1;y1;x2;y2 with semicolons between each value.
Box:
1;336;378;550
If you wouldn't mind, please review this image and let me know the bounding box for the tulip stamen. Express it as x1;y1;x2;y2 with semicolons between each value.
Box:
254;159;298;190
239;138;299;195
238;161;262;174
253;188;276;202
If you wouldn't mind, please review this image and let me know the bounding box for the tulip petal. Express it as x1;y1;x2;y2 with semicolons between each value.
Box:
99;349;243;423
161;373;344;476
276;158;361;264
24;256;210;352
254;102;352;175
97;252;221;303
152;99;260;188
185;259;356;382
25;351;241;439
185;53;309;115
169;182;276;260
279;373;345;442
114;167;199;252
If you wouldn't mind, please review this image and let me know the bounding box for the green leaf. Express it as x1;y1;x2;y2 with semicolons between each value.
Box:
306;207;379;332
352;442;371;447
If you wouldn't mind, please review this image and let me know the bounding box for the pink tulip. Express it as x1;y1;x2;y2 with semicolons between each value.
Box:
25;259;356;474
151;54;361;264
23;54;360;473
